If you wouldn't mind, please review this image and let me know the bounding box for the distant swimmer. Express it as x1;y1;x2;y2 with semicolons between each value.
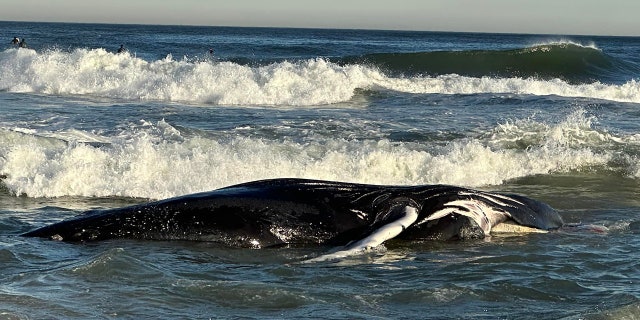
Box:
117;44;127;54
209;48;214;55
18;38;27;48
10;37;19;46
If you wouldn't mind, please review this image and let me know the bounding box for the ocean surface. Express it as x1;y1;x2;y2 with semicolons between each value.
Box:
1;21;640;319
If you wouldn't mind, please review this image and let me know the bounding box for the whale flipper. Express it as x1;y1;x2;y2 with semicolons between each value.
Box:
305;203;419;262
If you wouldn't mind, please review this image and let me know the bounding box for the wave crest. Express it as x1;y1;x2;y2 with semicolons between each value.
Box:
342;42;628;83
1;47;639;106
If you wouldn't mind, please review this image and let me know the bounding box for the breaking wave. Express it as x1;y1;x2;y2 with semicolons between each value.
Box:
341;42;637;82
0;46;639;106
1;110;637;199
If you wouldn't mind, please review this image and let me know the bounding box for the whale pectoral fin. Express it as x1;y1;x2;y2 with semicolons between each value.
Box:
304;205;419;262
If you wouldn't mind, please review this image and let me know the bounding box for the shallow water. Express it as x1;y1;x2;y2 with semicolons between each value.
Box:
1;22;640;318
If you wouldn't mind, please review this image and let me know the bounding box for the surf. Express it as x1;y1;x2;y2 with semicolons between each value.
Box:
340;42;636;83
1;46;639;107
0;109;636;200
0;48;378;106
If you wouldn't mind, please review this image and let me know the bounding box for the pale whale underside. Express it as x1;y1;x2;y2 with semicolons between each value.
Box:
22;179;564;255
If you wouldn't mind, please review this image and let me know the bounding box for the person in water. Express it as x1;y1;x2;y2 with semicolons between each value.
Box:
10;37;19;46
117;44;126;53
18;38;27;48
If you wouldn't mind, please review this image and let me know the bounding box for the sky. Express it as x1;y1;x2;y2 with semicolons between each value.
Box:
0;0;637;36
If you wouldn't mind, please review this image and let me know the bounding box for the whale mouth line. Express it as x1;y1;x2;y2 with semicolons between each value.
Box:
490;220;549;234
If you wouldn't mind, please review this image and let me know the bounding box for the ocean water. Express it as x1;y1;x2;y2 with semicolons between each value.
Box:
1;21;640;319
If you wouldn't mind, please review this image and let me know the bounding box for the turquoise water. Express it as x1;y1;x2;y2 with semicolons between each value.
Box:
1;22;640;319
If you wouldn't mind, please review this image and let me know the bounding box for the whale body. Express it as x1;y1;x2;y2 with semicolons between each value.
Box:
22;179;563;254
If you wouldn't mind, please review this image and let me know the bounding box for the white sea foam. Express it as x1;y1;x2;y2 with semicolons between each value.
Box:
527;39;600;50
0;111;634;199
381;75;640;104
0;48;638;106
0;48;377;106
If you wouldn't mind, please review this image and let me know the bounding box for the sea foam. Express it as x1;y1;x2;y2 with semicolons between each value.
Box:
0;111;632;199
0;48;639;106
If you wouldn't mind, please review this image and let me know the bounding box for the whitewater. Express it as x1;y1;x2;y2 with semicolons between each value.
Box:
1;46;639;106
1;22;640;319
0;109;632;199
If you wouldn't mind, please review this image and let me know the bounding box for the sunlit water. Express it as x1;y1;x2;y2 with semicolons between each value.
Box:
1;22;640;319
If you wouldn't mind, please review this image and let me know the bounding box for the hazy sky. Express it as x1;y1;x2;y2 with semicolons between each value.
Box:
0;0;637;36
